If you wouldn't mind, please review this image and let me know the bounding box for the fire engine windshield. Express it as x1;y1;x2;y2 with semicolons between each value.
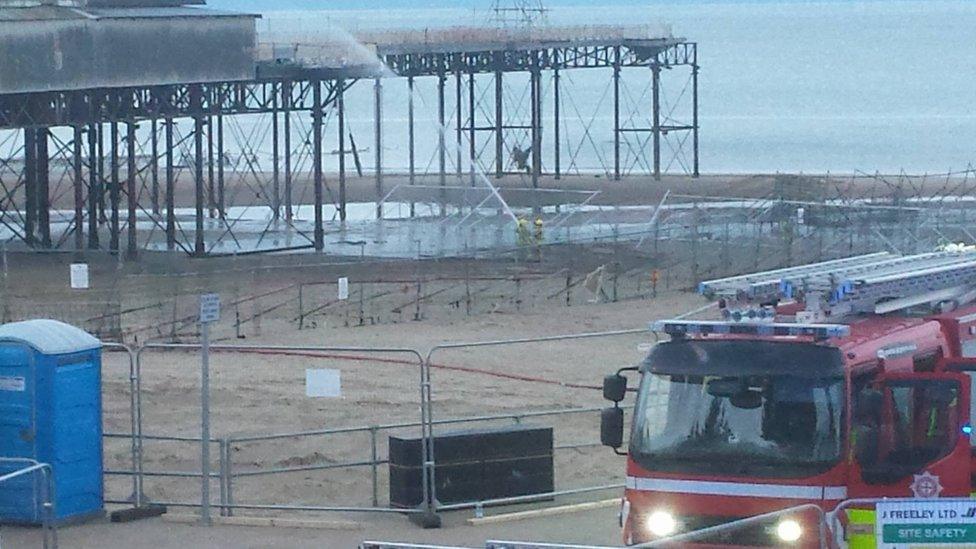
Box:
630;340;845;478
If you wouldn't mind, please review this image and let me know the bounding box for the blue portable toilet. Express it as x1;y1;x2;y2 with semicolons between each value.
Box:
0;319;103;524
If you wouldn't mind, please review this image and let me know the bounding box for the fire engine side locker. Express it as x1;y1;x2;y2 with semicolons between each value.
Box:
0;319;103;524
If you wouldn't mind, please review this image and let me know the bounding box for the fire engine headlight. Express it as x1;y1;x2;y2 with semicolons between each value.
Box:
646;510;677;537
775;519;803;542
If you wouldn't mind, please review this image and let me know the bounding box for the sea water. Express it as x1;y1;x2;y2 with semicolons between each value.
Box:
244;0;976;175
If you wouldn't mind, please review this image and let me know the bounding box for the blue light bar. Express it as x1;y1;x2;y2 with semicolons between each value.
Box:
651;320;851;340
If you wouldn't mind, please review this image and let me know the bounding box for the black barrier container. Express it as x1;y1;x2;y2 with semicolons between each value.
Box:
389;425;554;508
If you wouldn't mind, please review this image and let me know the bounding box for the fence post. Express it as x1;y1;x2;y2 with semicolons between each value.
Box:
413;280;421;321
225;439;234;517
653;218;660;256
370;427;379;507
514;277;521;312
127;346;139;505
360;281;367;326
613;261;620;303
753;222;762;271
219;438;228;517
298;283;305;330
134;347;145;505
692;200;701;286
170;294;178;341
253;292;262;336
565;271;572;307
723;220;731;277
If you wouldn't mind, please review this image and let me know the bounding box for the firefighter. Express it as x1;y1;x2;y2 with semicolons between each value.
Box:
515;216;531;261
533;217;544;262
511;146;532;174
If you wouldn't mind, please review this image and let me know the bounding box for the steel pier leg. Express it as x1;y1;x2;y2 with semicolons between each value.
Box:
652;63;661;181
87;123;99;249
468;71;476;186
438;72;447;214
313;80;324;252
272;83;280;221
374;77;383;219
217;114;225;220
408;76;416;218
283;80;293;222
126;121;137;259
74;126;85;252
165;118;175;251
207;115;215;218
110;121;120;253
97;122;106;224
531;65;541;190
338;80;347;222
151;118;160;215
553;67;561;180
692;59;700;178
613;48;621;181
37;128;51;248
455;69;462;177
23;128;36;247
494;64;503;178
193;87;205;256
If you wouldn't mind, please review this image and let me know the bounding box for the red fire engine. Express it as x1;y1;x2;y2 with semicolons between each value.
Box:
601;251;976;547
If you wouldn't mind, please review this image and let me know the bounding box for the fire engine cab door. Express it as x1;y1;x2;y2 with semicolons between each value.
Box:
848;371;971;500
940;358;976;491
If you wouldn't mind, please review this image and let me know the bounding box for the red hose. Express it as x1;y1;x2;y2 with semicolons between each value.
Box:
217;347;601;391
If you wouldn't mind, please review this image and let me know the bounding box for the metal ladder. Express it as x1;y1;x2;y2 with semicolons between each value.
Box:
699;250;976;321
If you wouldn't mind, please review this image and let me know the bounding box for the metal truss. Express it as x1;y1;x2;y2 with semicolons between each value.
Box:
380;40;696;77
0;80;353;130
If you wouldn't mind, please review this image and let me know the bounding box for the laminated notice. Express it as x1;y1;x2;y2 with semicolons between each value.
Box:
0;376;25;392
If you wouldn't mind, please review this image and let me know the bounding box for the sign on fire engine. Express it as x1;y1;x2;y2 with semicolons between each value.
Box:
877;498;976;548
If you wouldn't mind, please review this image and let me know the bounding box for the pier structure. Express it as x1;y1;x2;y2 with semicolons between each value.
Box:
0;0;699;257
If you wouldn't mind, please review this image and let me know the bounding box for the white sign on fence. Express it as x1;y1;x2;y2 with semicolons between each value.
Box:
199;293;221;324
338;277;350;300
305;368;342;398
877;499;976;548
70;263;90;289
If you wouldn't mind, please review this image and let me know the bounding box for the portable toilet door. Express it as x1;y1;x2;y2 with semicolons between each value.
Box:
0;319;103;525
0;339;37;523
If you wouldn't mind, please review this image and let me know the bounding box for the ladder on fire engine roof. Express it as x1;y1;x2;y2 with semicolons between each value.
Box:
698;250;976;321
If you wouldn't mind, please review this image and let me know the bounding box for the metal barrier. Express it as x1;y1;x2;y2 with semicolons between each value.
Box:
100;330;649;524
422;329;648;517
359;541;472;549
102;432;219;508
128;343;428;518
219;406;625;517
0;458;58;549
100;342;142;506
103;405;625;518
486;543;615;549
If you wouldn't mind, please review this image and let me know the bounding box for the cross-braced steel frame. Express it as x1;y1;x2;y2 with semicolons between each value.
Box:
380;40;698;188
0;38;699;257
